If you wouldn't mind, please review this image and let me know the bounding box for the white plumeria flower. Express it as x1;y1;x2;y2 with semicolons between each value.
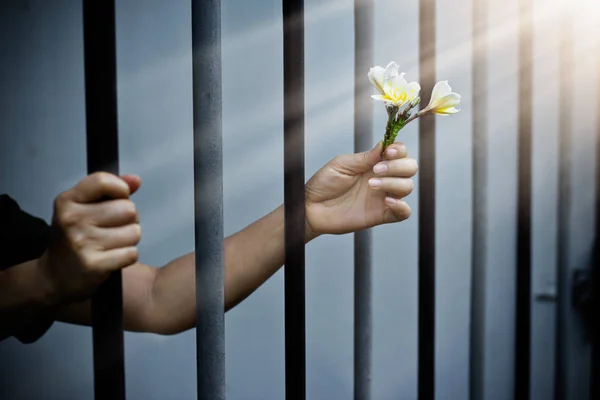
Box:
422;80;461;115
368;62;420;107
368;61;399;94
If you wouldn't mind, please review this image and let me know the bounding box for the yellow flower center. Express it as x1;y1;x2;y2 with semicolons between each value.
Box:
383;86;409;105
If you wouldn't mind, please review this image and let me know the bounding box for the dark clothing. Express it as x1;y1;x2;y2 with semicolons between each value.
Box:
0;194;54;343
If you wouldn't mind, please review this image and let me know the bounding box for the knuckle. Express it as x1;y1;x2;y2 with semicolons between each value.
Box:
361;151;370;164
79;252;98;271
393;142;407;155
403;204;412;219
93;172;113;191
57;208;79;227
330;155;346;170
69;230;88;251
125;247;139;265
401;178;415;194
130;224;142;244
393;201;411;221
114;247;139;269
53;194;71;219
110;200;138;224
407;158;419;174
91;171;125;196
122;200;137;220
53;192;68;211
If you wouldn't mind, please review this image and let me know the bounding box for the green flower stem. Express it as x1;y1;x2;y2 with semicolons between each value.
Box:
380;110;424;156
382;113;395;150
381;118;405;156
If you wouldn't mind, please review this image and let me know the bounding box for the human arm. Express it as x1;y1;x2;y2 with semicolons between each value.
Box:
2;141;417;339
56;141;417;335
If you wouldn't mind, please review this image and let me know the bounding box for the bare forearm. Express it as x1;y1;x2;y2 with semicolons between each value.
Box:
54;262;158;332
149;203;301;334
0;259;55;341
224;204;287;309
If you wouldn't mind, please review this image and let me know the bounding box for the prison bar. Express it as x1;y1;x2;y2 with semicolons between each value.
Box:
514;0;533;397
418;0;437;397
82;1;126;399
353;0;375;399
191;0;226;399
591;47;600;400
469;0;489;393
283;0;306;399
554;3;573;400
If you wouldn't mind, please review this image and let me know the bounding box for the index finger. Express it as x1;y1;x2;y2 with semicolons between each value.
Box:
69;172;131;204
384;142;408;160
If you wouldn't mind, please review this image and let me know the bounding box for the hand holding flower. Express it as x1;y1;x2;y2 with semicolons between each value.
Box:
305;141;417;240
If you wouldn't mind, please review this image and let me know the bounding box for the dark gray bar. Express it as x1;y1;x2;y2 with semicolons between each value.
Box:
283;0;306;399
554;6;573;400
590;49;600;400
469;0;489;395
514;0;533;398
353;0;374;399
82;1;126;398
418;0;436;397
191;1;225;399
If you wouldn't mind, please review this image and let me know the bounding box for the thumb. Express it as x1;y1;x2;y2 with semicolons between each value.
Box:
362;141;384;164
334;141;383;174
120;174;142;195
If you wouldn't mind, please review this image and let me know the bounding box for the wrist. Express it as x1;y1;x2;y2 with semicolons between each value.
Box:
0;256;60;317
276;203;320;244
34;253;62;308
305;217;320;244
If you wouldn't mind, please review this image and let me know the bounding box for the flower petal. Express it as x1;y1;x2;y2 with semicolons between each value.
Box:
391;73;408;89
431;80;452;101
406;81;421;100
432;93;461;110
434;107;461;115
371;94;387;102
368;67;386;94
383;62;400;80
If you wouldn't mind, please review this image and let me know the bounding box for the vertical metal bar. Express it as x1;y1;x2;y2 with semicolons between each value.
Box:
283;1;306;399
469;0;489;394
353;0;374;399
515;0;533;397
553;3;573;400
591;41;600;400
591;47;600;400
191;1;225;399
83;1;126;399
418;0;436;397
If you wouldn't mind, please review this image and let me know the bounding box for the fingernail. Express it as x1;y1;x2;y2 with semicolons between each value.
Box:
387;148;398;157
368;178;382;188
373;163;387;174
385;196;397;205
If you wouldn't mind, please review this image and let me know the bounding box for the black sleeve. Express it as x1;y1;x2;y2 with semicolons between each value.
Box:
0;194;54;343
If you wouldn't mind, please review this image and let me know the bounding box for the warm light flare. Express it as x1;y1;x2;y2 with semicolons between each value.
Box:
572;0;600;31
